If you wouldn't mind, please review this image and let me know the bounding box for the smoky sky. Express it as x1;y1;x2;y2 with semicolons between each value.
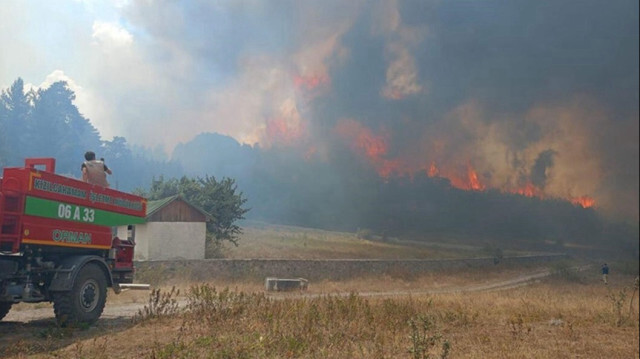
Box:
120;0;638;220
325;0;639;121
118;0;638;133
3;0;637;220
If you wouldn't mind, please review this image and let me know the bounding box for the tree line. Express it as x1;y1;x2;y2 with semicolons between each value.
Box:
2;78;637;256
173;134;639;256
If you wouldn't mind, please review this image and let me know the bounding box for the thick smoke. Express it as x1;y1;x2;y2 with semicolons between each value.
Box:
113;1;640;221
530;150;557;189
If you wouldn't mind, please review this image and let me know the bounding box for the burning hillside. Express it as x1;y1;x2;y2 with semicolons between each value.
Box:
331;117;596;208
163;0;635;223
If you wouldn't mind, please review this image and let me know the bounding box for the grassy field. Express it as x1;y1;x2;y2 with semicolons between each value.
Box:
1;223;638;358
3;273;638;359
219;221;530;259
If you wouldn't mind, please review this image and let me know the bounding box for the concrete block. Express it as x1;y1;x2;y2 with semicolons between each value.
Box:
265;277;309;292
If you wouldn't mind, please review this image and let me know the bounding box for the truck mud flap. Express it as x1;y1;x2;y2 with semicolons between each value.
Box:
48;255;113;292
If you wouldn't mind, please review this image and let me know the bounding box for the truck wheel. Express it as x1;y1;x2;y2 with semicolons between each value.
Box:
53;263;107;327
0;301;12;321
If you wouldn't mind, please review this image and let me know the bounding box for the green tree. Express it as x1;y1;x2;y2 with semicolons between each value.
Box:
26;81;102;174
138;175;249;246
0;78;33;166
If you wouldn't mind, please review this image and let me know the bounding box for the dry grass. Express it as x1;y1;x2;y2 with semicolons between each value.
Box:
221;222;518;260
4;271;638;359
2;224;635;358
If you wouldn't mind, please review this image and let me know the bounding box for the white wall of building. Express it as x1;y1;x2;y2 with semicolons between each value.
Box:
147;222;206;260
118;222;206;261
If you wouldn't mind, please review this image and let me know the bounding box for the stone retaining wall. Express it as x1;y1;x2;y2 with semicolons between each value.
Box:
135;254;568;282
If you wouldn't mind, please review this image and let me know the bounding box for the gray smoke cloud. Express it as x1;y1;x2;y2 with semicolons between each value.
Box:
121;0;637;220
2;0;636;220
530;150;557;189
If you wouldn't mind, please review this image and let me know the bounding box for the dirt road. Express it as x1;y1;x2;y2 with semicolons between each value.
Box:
3;266;574;324
1;265;593;358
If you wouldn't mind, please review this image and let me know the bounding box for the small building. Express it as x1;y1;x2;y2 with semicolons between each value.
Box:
118;195;210;261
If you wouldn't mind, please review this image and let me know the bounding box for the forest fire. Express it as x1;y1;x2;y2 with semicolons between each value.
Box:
334;119;597;208
335;119;388;160
334;119;416;179
426;162;485;191
466;164;485;191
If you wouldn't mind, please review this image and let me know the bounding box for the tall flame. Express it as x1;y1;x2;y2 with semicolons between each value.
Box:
427;161;485;191
467;164;485;191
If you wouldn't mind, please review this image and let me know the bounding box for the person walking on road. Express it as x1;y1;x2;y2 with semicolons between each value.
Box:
601;263;609;285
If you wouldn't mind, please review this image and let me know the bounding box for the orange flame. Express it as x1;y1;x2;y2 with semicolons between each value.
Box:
334;119;413;179
507;182;544;198
426;161;485;191
571;195;596;208
503;183;597;208
335;121;596;208
467;164;485;191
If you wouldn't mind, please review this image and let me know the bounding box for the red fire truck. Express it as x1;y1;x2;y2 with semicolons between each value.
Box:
0;158;147;326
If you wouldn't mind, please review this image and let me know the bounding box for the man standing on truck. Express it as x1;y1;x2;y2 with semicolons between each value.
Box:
81;151;112;187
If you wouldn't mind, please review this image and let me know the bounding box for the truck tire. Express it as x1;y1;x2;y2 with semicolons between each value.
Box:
53;263;107;327
0;301;12;321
